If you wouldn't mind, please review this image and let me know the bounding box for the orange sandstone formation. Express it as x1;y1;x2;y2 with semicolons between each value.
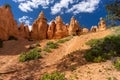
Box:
98;17;107;31
31;11;48;40
0;5;107;41
54;16;68;39
82;28;89;33
47;20;56;39
0;6;19;40
68;16;81;35
90;26;98;32
19;23;30;39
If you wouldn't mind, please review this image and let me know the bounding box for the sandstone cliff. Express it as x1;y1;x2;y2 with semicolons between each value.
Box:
0;6;19;40
0;6;107;41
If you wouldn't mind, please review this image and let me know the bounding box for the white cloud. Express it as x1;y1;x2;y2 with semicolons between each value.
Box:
13;0;54;12
51;0;74;15
13;0;26;3
51;0;100;15
19;16;33;30
67;0;100;14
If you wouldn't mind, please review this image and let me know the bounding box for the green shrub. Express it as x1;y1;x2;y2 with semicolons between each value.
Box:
47;41;54;45
19;48;42;62
36;42;40;47
84;35;120;62
57;39;66;43
0;39;3;48
107;77;117;80
41;71;66;80
43;48;52;53
114;57;120;70
49;43;58;49
47;41;58;49
57;38;70;44
8;36;18;40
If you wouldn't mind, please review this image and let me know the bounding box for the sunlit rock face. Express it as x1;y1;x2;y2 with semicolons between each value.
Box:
68;16;81;35
98;17;107;31
0;6;107;41
82;28;89;33
47;20;56;39
19;23;30;39
90;26;99;32
54;16;68;39
31;11;48;40
0;6;19;40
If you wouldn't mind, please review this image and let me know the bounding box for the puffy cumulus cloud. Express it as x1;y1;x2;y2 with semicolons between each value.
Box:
13;0;54;12
51;0;100;15
51;0;74;15
12;0;26;2
67;0;100;14
19;16;33;30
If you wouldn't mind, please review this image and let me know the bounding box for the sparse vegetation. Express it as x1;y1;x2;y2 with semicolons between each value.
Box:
113;57;120;71
0;39;3;48
84;35;120;62
36;42;41;47
57;38;70;43
8;36;18;40
110;26;120;35
19;48;42;62
47;41;58;49
41;71;66;80
107;77;117;80
43;48;52;53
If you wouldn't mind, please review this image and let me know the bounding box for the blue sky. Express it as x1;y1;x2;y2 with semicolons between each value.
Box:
0;0;111;29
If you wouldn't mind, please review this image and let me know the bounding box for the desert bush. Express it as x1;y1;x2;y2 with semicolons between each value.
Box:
36;42;41;47
8;36;18;40
84;35;120;62
19;48;42;62
47;41;54;45
113;57;120;71
47;41;58;49
57;39;66;43
43;48;52;53
57;38;70;43
0;39;3;48
41;71;66;80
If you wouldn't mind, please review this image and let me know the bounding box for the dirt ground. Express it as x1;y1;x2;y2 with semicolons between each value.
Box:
0;29;120;80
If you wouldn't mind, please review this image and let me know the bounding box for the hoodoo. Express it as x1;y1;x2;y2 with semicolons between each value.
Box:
98;17;107;31
19;23;30;39
31;11;48;40
54;16;68;39
47;20;56;39
0;6;107;41
90;26;99;32
0;6;19;40
68;16;81;35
